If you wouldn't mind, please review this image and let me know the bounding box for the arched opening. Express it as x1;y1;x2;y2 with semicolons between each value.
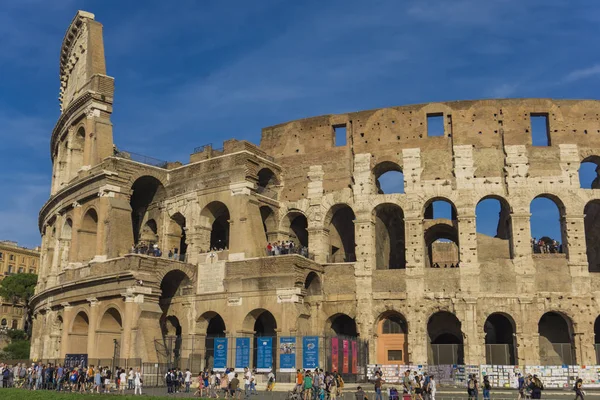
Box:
67;311;89;354
530;195;565;254
161;315;183;366
538;312;575;365
376;312;408;364
374;162;404;194
257;168;279;199
484;313;516;365
329;314;358;337
244;310;277;371
167;212;187;260
78;209;98;261
130;176;166;245
281;211;309;249
327;205;356;262
160;270;193;301
424;199;459;268
96;308;123;359
476;196;513;260
260;206;276;243
200;202;230;251
584;200;600;272
201;312;226;370
374;203;406;269
579;156;600;189
304;272;322;296
427;311;464;364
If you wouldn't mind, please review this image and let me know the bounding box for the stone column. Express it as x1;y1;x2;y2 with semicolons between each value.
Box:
60;303;74;359
510;212;535;293
574;322;596;365
564;214;590;293
458;298;484;365
457;211;479;293
516;299;539;365
308;228;329;263
353;214;375;342
307;165;326;262
119;294;135;359
404;214;425;296
87;298;100;359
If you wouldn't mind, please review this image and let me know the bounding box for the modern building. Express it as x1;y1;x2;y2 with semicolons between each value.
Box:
30;11;600;374
0;241;39;331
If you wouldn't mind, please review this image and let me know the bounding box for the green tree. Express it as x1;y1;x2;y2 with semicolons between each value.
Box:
2;339;30;359
0;273;37;336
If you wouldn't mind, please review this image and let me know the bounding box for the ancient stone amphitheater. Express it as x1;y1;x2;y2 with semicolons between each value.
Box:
30;11;600;376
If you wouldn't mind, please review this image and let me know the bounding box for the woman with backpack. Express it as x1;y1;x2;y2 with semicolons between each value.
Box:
529;375;544;399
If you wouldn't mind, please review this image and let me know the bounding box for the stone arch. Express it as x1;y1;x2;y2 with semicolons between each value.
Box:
78;207;98;261
538;311;576;365
423;197;459;268
476;195;513;260
484;312;517;365
325;204;356;262
304;272;322;296
59;217;73;265
427;310;464;364
584;199;600;272
257;167;279;192
159;269;194;301
375;311;408;364
200;201;231;251
167;212;188;260
374;203;406;269
68;126;86;182
198;311;227;369
373;161;404;194
130;175;166;245
243;309;278;369
327;313;358;337
579;155;600;189
280;209;309;248
96;307;123;358
67;310;89;354
530;194;567;255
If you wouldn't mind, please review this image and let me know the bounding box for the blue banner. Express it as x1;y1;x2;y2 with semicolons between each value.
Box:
256;336;273;371
213;338;228;371
235;337;250;369
303;336;319;369
279;337;296;372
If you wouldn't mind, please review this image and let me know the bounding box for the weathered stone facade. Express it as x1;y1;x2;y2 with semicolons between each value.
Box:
30;11;600;370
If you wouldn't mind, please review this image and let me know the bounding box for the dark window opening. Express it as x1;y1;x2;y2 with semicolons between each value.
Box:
427;113;444;137
531;113;550;146
388;350;403;361
334;124;347;146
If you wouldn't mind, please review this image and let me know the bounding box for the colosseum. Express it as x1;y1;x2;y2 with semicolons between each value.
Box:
30;10;600;377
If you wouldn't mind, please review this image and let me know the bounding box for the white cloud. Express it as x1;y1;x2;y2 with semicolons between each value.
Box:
564;65;600;83
489;83;519;98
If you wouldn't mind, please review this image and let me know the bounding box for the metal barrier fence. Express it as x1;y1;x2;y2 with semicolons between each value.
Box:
145;334;369;386
114;150;168;169
429;344;464;365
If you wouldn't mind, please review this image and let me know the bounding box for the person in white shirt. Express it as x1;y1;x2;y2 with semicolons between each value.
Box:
267;370;275;391
228;368;235;382
134;368;143;395
120;370;127;394
185;369;192;393
429;375;436;400
244;368;251;394
128;368;135;390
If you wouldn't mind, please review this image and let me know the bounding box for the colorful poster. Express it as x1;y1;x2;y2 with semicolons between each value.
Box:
331;338;339;372
303;336;319;369
351;341;358;374
256;337;273;372
235;338;250;370
342;340;349;373
279;337;296;372
213;338;228;371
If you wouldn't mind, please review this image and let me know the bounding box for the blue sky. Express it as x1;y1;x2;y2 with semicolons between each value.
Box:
1;0;600;247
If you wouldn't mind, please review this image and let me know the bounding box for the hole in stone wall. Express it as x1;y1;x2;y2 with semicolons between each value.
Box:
427;113;444;137
530;113;550;146
530;196;564;254
334;124;347;146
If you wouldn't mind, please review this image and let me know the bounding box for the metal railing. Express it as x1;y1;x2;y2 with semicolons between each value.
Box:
114;150;168;169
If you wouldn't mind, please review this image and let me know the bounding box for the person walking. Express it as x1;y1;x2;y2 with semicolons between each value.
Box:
374;372;385;400
483;376;491;400
530;375;544;400
574;378;584;400
429;375;436;400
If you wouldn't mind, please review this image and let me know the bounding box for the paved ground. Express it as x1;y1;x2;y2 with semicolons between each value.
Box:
137;386;596;400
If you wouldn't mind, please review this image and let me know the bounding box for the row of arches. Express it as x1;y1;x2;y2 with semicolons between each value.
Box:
62;306;123;359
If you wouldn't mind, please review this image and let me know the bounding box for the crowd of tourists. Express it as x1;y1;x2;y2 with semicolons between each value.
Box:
0;362;142;394
186;366;265;398
266;241;309;258
290;368;345;400
531;237;563;254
